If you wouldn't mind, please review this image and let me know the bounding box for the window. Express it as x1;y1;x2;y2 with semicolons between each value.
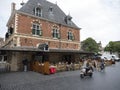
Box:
68;31;74;40
5;33;9;39
4;56;7;62
62;55;72;64
0;56;7;62
65;15;72;25
52;27;60;39
35;54;49;63
34;7;42;17
49;6;53;14
8;27;14;35
32;23;42;36
49;6;53;12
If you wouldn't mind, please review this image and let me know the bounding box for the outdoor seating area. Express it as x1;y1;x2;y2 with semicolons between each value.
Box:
0;58;116;74
30;61;50;74
55;62;82;72
30;58;116;75
30;61;83;74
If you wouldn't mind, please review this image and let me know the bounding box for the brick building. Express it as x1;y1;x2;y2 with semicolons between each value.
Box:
5;0;80;49
0;0;93;71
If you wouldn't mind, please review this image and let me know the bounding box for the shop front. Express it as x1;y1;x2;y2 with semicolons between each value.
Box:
0;47;94;74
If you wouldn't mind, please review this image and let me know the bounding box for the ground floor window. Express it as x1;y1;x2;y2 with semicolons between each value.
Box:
34;53;49;63
0;55;7;62
62;55;72;64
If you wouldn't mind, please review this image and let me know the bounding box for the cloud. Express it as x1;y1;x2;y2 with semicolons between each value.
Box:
0;0;120;47
0;0;28;38
59;0;120;46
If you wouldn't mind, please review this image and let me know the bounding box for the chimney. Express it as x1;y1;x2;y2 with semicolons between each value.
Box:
11;2;16;13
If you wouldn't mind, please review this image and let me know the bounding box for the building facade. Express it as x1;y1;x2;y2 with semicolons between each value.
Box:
5;0;80;49
2;0;83;71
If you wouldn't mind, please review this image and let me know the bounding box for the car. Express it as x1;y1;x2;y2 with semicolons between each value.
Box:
111;55;120;62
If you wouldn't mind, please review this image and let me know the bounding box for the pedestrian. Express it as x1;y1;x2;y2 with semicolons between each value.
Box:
83;59;87;68
22;58;28;72
93;59;97;70
100;59;105;71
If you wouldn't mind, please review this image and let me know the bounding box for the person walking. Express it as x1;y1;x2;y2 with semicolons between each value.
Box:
22;58;28;72
100;59;105;71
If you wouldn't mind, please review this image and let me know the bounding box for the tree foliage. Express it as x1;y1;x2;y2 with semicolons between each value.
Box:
81;37;100;53
104;41;120;53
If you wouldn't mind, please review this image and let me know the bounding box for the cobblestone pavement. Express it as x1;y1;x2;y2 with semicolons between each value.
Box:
1;62;120;90
0;70;80;90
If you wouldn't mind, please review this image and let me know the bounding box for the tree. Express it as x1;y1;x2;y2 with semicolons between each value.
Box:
104;41;120;53
104;41;114;53
81;37;100;53
114;42;120;52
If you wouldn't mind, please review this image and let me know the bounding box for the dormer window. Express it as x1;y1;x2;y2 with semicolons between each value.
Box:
49;6;53;13
34;7;42;17
48;6;54;20
5;33;9;39
9;27;14;35
65;15;72;25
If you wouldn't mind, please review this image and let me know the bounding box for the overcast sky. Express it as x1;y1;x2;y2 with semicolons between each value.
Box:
0;0;120;47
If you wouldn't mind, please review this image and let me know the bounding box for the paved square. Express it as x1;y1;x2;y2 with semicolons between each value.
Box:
0;71;80;90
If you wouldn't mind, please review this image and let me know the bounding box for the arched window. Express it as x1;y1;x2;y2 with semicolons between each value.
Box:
34;7;42;17
32;23;42;36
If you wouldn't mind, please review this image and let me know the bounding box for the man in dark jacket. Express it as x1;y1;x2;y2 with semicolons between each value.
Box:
22;59;28;72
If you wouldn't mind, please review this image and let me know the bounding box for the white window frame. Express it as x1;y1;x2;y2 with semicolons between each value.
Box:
34;7;42;17
32;23;42;36
52;27;60;39
68;31;74;40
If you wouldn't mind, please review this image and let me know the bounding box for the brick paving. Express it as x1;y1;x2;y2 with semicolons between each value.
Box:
0;71;80;90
